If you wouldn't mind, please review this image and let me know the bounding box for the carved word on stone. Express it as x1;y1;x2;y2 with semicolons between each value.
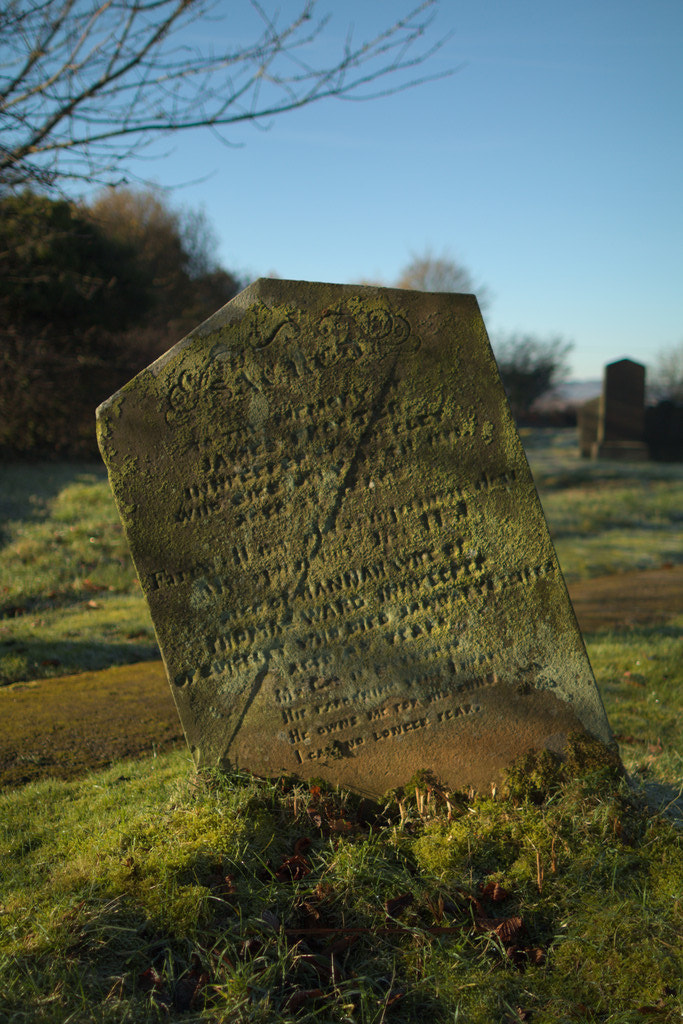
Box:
97;279;612;798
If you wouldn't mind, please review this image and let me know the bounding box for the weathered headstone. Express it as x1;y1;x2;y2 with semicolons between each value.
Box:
97;280;612;798
577;396;600;458
592;358;649;460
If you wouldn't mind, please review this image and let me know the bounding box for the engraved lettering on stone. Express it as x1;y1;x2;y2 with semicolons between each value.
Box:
98;280;613;799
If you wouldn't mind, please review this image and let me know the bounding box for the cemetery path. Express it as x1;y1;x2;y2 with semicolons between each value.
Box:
1;566;682;790
568;564;683;633
0;661;183;789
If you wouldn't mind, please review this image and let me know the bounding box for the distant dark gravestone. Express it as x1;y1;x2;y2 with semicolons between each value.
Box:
645;401;683;462
97;280;612;798
593;358;649;460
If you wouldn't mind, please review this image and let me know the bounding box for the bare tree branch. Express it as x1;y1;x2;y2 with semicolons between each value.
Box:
0;0;454;191
396;248;490;311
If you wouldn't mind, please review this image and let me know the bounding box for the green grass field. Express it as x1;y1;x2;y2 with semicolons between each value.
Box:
523;429;683;580
1;430;682;1022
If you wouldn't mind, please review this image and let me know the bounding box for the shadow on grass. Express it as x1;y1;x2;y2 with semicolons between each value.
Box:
4;830;678;1023
585;622;683;643
0;588;134;620
0;462;107;527
628;621;683;640
3;876;448;1024
0;638;159;686
641;781;683;828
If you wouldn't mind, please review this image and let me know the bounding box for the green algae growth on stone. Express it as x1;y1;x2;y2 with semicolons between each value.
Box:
96;279;612;798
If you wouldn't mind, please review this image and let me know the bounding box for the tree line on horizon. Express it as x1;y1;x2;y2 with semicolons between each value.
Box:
0;186;580;459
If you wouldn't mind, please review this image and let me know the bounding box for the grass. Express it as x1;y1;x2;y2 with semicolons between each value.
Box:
586;626;683;790
0;597;156;684
0;747;680;1023
523;429;683;580
0;464;137;601
1;430;682;1021
0;463;154;684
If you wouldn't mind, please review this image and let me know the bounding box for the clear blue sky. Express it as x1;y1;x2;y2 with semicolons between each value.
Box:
107;0;682;381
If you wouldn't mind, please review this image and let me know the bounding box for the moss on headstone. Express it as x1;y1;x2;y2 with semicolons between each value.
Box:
98;279;613;797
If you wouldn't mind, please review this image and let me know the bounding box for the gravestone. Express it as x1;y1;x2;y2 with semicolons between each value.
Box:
577;396;600;458
97;280;612;798
645;401;683;462
592;358;649;460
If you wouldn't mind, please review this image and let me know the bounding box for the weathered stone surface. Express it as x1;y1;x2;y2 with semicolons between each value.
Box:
577;395;600;458
97;279;612;798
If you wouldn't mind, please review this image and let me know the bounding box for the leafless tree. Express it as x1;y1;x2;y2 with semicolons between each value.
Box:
493;333;574;420
0;0;451;192
651;340;683;404
395;247;490;309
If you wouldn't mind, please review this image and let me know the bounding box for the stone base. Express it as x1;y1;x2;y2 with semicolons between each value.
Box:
591;441;649;461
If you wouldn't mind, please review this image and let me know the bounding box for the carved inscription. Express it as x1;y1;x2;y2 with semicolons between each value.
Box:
157;547;557;693
271;671;496;766
98;280;613;798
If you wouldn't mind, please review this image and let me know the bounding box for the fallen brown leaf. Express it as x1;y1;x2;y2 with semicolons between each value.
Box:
494;915;524;944
385;989;407;1010
138;966;165;992
328;818;354;833
480;882;511;903
285;988;326;1011
385;892;414;918
327;932;358;957
275;854;310;882
173;960;209;1012
296;953;333;983
206;872;237;898
83;579;106;592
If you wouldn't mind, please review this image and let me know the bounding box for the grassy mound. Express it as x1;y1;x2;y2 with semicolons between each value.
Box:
1;748;680;1023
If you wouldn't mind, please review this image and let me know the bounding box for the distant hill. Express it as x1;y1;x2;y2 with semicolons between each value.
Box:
533;379;602;412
